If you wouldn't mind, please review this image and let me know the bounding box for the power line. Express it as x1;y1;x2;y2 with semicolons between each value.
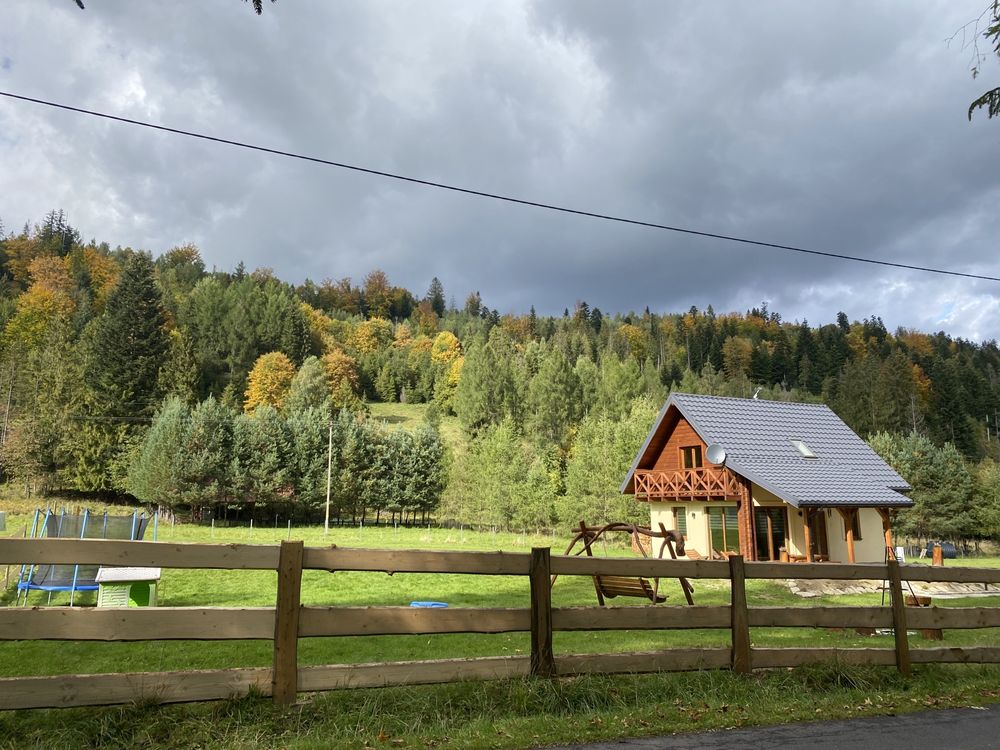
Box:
2;89;998;284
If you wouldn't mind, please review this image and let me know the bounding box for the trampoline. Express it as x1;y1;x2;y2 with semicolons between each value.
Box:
15;508;152;606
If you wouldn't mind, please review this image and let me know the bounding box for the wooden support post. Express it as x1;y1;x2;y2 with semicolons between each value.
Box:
273;539;304;706
886;558;911;677
838;508;856;564
932;544;944;567
765;512;775;562
729;554;751;674
803;510;813;563
529;547;555;678
736;479;755;561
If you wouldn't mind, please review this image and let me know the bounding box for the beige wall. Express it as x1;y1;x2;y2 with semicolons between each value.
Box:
824;508;886;563
649;500;738;558
649;484;891;563
649;501;712;557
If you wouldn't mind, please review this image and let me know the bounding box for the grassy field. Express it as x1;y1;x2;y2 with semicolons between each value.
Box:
3;513;1000;748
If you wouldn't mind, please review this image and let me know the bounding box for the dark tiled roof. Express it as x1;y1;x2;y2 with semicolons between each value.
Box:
621;393;912;508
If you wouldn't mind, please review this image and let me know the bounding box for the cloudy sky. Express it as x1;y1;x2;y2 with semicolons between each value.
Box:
1;1;998;338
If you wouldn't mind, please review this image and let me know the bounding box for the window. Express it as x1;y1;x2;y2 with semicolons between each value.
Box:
672;507;687;535
843;509;863;541
754;507;788;561
709;507;740;553
681;445;703;469
789;439;817;458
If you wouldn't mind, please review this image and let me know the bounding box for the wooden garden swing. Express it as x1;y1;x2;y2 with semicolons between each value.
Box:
557;520;695;606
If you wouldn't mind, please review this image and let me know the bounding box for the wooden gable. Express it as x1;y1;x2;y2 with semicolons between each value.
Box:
651;415;708;473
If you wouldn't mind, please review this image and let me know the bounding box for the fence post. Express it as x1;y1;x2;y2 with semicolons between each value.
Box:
729;554;751;674
886;558;911;676
273;539;304;705
529;547;555;678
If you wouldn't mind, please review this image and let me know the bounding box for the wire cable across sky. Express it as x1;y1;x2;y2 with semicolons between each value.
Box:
2;89;998;284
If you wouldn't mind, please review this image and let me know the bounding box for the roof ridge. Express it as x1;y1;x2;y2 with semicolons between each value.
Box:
672;392;831;409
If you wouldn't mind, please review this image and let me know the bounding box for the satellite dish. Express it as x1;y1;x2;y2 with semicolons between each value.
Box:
705;443;727;466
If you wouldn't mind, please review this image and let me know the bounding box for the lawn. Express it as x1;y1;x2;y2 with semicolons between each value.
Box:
4;510;1000;749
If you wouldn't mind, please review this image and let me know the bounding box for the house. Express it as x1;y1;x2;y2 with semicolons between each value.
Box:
620;393;913;563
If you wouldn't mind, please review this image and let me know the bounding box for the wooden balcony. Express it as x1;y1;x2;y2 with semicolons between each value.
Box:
633;468;742;501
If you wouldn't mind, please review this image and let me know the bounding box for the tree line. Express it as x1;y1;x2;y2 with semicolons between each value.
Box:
1;211;999;540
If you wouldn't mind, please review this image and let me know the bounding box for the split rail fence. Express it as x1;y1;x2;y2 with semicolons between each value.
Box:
1;538;1000;710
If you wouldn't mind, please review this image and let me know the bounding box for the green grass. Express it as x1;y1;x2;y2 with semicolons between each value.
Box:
2;664;1000;750
4;517;1000;748
368;401;465;451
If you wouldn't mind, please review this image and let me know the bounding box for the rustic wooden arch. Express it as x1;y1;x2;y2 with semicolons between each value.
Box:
556;520;695;606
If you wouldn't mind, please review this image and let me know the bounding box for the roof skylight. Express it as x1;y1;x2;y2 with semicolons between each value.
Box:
789;439;817;458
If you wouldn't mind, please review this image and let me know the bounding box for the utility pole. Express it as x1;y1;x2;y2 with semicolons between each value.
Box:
324;419;333;534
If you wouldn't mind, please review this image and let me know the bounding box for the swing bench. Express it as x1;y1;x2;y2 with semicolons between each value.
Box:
558;521;695;606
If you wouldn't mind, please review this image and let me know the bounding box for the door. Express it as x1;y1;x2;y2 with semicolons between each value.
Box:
806;510;829;559
753;508;787;561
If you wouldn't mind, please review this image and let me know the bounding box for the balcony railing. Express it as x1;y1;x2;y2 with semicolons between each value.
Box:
633;468;742;500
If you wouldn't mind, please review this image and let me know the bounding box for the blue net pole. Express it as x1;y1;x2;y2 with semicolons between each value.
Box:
153;509;158;541
129;511;137;541
68;509;89;607
16;508;40;607
102;510;108;538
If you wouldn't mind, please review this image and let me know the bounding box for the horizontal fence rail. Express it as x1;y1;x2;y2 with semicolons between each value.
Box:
2;538;1000;710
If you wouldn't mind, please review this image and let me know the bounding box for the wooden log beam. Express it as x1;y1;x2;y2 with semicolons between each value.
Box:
553;606;729;631
0;607;274;641
556;648;731;676
837;508;856;564
803;510;813;563
303;546;530;575
298;607;529;637
0;538;278;569
550;556;728;579
272;540;303;706
752;648;896;668
729;555;752;674
746;562;888;580
887;558;911;677
748;606;892;629
0;668;272;710
297;656;530;691
529;547;555;678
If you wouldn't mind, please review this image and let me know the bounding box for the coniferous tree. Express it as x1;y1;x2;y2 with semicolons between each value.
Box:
426;277;446;317
285;356;331;413
87;252;168;418
526;349;582;445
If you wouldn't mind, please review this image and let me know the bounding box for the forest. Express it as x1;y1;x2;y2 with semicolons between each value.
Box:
1;210;999;544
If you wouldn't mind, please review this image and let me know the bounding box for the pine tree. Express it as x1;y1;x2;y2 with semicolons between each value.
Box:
526;349;582;445
87;252;168;418
426;277;446;317
285;356;331;413
127;396;191;507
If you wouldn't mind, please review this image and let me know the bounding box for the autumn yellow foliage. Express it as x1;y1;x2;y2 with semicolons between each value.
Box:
244;352;296;412
322;348;360;397
431;331;462;364
350;317;393;353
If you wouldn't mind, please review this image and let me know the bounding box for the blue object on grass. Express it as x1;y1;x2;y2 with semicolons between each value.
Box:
410;601;449;608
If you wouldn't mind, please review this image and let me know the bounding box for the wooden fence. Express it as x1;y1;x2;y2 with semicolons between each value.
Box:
1;538;1000;711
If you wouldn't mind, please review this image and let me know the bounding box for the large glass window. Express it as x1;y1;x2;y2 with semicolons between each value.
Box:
754;507;787;561
709;507;740;553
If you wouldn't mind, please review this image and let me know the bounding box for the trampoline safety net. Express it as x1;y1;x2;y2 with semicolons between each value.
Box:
17;511;149;601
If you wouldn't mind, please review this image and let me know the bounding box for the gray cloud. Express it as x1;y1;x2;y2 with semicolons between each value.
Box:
1;1;998;338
